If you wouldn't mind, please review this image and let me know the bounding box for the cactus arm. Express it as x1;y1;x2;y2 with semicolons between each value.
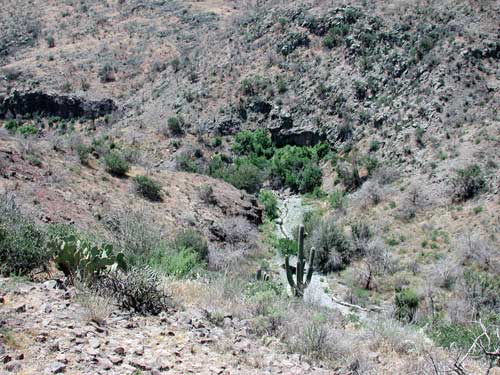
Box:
305;247;315;286
285;255;296;292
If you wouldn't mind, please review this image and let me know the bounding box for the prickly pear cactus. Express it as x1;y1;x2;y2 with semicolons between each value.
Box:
52;235;127;283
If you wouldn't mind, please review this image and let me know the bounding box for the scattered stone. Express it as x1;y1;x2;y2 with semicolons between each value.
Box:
113;347;126;356
129;359;151;371
46;361;66;374
98;357;113;370
5;360;22;372
15;304;26;313
134;346;145;356
40;303;52;314
108;355;123;365
89;338;101;349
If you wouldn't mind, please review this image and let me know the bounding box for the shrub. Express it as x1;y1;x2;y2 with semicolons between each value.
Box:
329;189;347;209
75;143;91;165
104;208;163;265
4;120;18;133
306;216;354;273
45;35;55;48
17;124;38;137
323;24;350;49
133;175;162;201
199;184;216;205
394;288;419;323
176;151;200;173
277;32;310;55
0;197;51;276
276;238;298;256
172;229;209;262
225;160;265;194
232;129;274;158
97;266;170;315
98;63;115;83
452;165;486;202
151;247;203;278
463;269;500;317
104;151;129;177
427;319;500;355
369;139;380;152
270;146;322;193
336;161;362;192
167;116;184;135
259;189;278;220
170;57;181;72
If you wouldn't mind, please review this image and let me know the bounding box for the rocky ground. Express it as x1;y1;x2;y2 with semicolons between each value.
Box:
0;278;330;375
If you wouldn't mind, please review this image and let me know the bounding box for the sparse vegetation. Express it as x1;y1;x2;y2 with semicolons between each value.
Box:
259;189;278;220
104;151;130;177
133;175;162;201
452;164;486;202
0;196;51;276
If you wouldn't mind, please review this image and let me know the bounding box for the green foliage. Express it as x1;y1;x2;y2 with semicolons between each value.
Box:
240;75;270;96
232;129;274;158
172;229;209;262
224;159;265;194
306;217;354;273
276;77;287;93
0;197;51;276
98;63;115;83
394;288;419;323
45;35;55;48
150;247;203;278
133;175;162;201
452;164;486;202
463;269;500;316
3;121;38;136
329;189;347;209
259;190;278;220
17;124;38;137
426;317;500;356
276;238;298;256
209;131;326;194
176;152;200;173
51;235;127;284
270;146;323;193
167;116;184;135
75;144;91;165
369;140;380;152
320;18;348;41
104;151;130;177
4;120;18;132
277;32;310;55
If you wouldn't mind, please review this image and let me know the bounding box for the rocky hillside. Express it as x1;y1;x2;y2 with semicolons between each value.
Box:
0;0;499;374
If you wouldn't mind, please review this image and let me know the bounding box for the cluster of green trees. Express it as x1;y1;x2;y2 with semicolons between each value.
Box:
207;129;328;194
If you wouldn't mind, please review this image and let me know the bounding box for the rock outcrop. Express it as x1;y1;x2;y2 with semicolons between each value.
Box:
268;107;325;147
0;91;117;119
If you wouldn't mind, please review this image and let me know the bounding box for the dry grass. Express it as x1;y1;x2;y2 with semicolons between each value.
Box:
75;286;114;326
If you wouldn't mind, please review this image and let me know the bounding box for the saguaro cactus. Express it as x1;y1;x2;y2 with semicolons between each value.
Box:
285;225;315;297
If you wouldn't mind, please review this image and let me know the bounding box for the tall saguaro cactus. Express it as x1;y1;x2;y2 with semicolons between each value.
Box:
285;225;315;297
